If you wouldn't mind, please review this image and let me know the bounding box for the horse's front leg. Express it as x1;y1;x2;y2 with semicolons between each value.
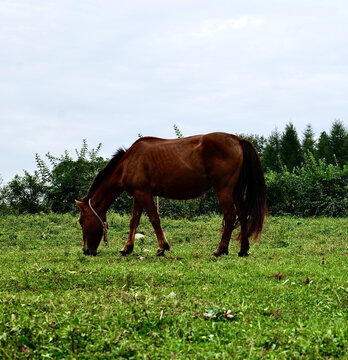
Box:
120;199;143;256
136;191;170;256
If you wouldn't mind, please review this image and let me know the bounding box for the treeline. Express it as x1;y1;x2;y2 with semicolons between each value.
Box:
240;120;348;171
0;121;347;217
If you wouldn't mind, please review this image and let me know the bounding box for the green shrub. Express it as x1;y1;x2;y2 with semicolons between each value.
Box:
266;153;348;217
0;171;47;214
265;169;298;216
294;153;348;216
0;141;106;214
34;140;107;212
1;133;347;217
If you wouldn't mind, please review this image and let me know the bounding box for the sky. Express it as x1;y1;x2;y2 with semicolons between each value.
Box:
1;0;347;183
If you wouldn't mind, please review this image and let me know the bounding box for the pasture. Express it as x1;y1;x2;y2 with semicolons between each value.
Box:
0;213;347;359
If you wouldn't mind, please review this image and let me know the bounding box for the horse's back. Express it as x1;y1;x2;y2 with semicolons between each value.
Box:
130;132;241;155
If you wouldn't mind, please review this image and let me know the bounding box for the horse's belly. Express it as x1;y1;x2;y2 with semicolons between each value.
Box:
152;172;212;200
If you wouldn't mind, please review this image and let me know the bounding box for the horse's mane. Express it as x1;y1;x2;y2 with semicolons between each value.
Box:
81;147;127;202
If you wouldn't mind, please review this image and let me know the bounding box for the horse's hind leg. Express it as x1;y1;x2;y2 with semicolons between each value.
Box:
135;191;170;256
120;199;143;256
213;187;237;257
238;216;249;257
213;209;236;257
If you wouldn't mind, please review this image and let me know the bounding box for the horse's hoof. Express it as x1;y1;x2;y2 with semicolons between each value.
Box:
163;242;170;251
119;244;134;256
156;249;166;257
238;251;249;257
83;249;97;256
212;250;228;257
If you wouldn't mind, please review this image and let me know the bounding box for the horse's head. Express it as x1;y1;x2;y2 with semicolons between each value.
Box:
75;200;105;256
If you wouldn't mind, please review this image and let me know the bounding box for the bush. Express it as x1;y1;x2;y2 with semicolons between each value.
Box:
266;153;348;217
0;141;107;214
46;157;107;212
1;138;347;218
294;153;348;216
0;171;47;214
265;170;298;216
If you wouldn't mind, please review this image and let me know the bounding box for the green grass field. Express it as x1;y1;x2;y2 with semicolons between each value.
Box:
0;213;347;359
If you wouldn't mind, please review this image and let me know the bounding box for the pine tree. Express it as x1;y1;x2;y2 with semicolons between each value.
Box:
317;131;331;162
280;122;303;171
262;129;282;172
329;120;348;167
302;124;316;156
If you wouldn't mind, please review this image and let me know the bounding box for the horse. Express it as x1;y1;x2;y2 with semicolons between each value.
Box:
75;132;267;257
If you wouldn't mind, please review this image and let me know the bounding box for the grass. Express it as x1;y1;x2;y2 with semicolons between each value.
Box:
0;213;347;359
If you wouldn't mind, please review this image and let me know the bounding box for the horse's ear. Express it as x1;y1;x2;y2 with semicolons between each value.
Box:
75;200;85;209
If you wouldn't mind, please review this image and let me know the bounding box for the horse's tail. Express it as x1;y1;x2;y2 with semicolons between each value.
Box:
233;139;268;240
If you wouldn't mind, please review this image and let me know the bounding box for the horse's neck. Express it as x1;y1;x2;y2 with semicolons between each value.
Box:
91;176;123;215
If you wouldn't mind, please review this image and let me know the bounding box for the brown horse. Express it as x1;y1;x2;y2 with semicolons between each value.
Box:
76;132;267;257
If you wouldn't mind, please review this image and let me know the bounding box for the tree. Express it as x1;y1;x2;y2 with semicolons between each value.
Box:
0;141;108;214
302;124;316;156
329;120;348;167
317;131;331;162
35;140;106;212
262;129;282;172
0;171;47;213
280;122;303;170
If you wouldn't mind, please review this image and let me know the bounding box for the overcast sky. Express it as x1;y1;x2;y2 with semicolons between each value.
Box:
1;0;347;183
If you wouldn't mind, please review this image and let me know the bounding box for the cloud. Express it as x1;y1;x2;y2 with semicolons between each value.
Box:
0;0;347;182
192;15;266;38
